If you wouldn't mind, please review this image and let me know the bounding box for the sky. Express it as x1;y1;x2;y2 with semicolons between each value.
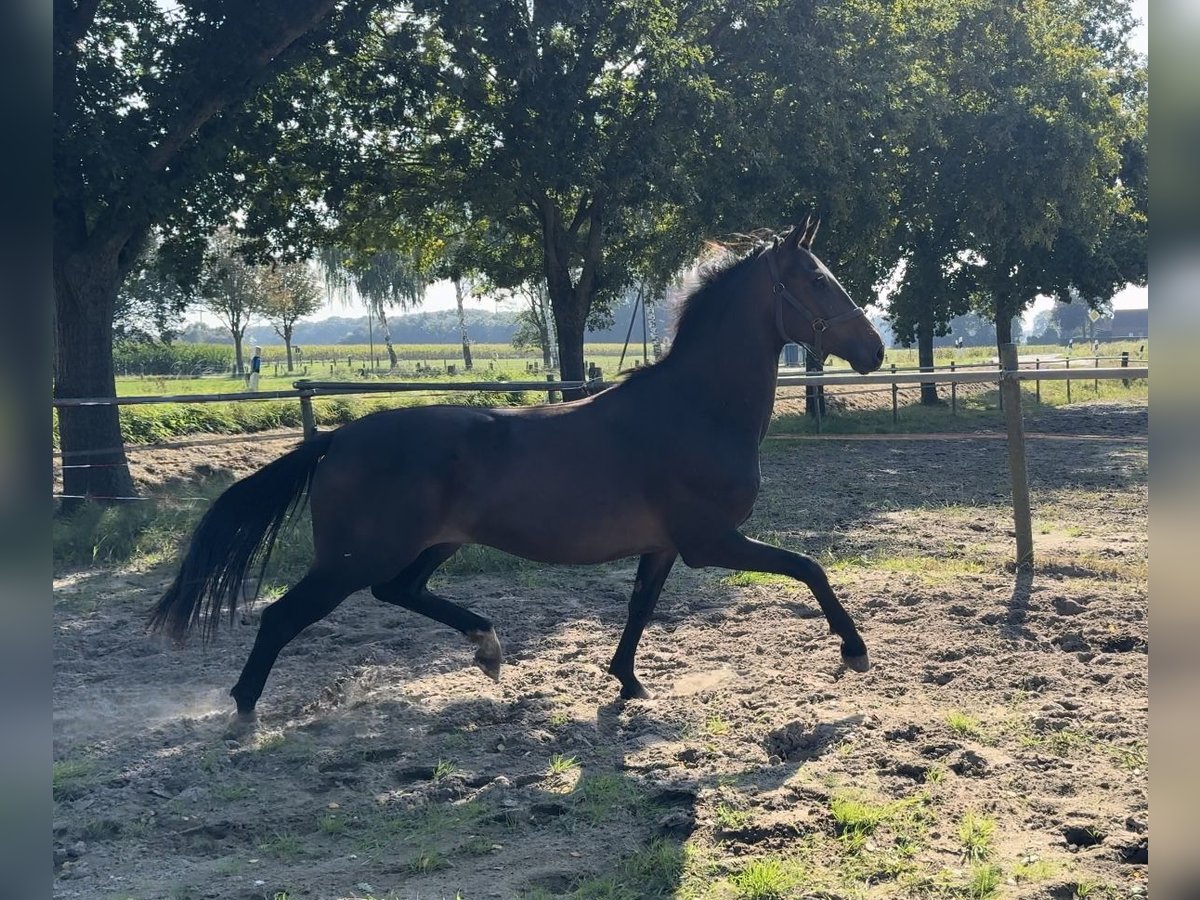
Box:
296;0;1148;325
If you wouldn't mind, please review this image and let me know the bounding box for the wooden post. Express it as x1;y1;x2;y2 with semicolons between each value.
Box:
891;364;898;424
1065;357;1072;403
1094;355;1099;393
546;372;556;404
1035;359;1041;404
300;392;317;441
950;360;957;416
1121;350;1130;387
1000;343;1033;568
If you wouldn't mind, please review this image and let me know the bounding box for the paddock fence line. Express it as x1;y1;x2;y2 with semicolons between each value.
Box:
53;354;1148;567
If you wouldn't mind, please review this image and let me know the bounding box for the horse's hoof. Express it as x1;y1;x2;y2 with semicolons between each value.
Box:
223;710;258;740
619;682;652;701
468;628;503;682
842;651;871;673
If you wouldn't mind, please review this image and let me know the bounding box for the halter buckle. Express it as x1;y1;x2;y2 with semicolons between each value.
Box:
812;319;828;333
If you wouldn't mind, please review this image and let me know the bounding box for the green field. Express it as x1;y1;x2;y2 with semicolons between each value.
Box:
63;339;1147;448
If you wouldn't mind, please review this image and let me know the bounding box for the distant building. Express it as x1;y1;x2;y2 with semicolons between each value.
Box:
1100;309;1148;339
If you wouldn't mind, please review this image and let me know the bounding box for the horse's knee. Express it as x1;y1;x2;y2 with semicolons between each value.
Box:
792;554;829;585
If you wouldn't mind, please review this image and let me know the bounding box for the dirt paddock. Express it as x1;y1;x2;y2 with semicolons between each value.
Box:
53;401;1147;899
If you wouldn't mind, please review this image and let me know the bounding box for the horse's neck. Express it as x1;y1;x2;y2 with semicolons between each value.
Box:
667;303;781;440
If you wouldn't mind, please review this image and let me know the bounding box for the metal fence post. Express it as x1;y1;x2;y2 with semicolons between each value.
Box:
1035;359;1041;404
1066;357;1072;403
1000;343;1033;568
546;372;556;404
1121;350;1130;388
891;364;898;424
950;360;957;416
1094;355;1099;393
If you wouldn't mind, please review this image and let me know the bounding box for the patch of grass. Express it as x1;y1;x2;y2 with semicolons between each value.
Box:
622;840;684;893
252;729;287;753
53;493;210;572
257;833;304;860
924;763;948;784
729;856;803;899
830;793;887;841
958;811;996;862
549;709;572;728
352;799;490;859
1012;858;1057;883
1021;725;1091;757
723;571;792;588
406;850;449;874
967;864;1003;899
212;856;243;875
573;840;684;899
945;710;983;738
572;773;645;823
714;802;751;831
199;748;224;773
548;753;579;776
704;714;731;737
52;757;97;800
318;813;346;835
212;783;252;802
1107;741;1147;771
826;552;987;581
433;759;457;782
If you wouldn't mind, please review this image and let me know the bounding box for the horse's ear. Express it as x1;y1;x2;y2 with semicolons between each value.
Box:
800;217;821;249
783;222;805;251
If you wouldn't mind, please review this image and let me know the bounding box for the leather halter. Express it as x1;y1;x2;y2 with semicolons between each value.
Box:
766;248;866;363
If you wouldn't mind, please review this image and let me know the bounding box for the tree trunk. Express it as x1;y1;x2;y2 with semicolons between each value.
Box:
233;331;245;376
454;278;473;371
378;308;397;369
995;304;1014;350
54;249;135;508
549;287;587;400
918;317;939;405
284;325;294;372
539;314;553;371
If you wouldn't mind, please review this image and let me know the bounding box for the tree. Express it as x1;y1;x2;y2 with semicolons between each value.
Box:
328;0;901;398
942;0;1147;349
260;262;323;371
200;230;266;376
113;235;193;344
53;0;384;504
880;0;1146;387
507;280;556;371
316;247;429;369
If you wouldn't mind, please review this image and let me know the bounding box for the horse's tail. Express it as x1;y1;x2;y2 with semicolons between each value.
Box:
148;432;334;643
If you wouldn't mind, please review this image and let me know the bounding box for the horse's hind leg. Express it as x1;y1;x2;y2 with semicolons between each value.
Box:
371;543;504;682
229;569;356;724
608;551;677;700
679;531;870;673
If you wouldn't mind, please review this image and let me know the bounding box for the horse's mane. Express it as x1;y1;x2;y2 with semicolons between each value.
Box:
671;242;763;346
613;231;781;383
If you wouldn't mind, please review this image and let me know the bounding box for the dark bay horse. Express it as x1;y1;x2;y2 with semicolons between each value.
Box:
150;220;886;725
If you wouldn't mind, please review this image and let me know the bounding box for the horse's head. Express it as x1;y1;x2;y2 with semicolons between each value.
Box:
764;219;885;375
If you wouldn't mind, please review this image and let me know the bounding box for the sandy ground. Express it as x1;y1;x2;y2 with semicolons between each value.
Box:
53;400;1147;900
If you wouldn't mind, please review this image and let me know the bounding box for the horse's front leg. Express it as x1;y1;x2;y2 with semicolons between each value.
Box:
608;550;677;700
679;531;869;672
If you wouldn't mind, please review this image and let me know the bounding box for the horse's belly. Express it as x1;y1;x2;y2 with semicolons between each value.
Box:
465;507;670;565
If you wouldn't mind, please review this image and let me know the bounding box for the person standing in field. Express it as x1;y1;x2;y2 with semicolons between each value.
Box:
249;346;262;391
